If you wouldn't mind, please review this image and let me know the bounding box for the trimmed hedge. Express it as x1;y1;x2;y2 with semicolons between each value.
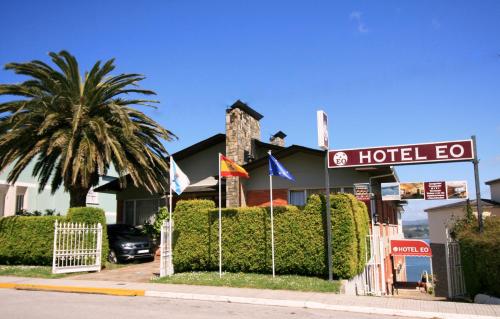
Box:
66;207;109;263
173;194;370;279
456;217;500;298
0;207;109;266
0;216;64;265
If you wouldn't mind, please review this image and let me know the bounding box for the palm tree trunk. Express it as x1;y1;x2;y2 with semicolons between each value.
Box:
69;187;89;207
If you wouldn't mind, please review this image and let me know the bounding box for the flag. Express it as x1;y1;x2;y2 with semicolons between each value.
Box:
170;158;190;195
220;154;249;178
269;154;295;181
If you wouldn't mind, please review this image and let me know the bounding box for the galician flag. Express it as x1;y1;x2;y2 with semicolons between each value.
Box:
170;158;190;195
269;154;295;181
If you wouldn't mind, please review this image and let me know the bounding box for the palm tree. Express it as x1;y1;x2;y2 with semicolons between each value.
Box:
0;51;175;207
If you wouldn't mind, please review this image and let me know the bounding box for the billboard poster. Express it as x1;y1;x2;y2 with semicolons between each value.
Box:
316;110;329;150
400;183;425;200
382;181;468;201
381;182;400;201
328;140;474;168
446;181;468;199
424;181;446;200
354;183;370;201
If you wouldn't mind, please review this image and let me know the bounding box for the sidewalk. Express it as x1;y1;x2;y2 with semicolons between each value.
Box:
1;275;499;319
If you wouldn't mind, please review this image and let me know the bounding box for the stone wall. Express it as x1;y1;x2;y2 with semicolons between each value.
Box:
430;243;449;298
225;107;261;207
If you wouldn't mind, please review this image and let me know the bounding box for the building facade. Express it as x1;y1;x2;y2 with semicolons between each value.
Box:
97;100;405;294
0;161;117;223
425;179;500;298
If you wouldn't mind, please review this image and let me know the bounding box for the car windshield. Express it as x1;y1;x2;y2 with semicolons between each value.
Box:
108;225;144;236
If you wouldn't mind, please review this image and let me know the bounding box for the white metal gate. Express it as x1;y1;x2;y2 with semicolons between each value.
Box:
445;240;467;298
159;220;174;277
52;220;102;274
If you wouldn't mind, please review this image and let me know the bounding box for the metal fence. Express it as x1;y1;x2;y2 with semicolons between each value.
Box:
52;220;102;274
445;240;467;298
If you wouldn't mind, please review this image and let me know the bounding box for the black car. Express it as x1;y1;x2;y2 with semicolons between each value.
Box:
107;224;155;263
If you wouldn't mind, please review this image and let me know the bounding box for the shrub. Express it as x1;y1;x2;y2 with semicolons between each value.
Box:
330;194;358;279
173;195;370;279
0;216;64;265
455;217;500;298
173;200;216;272
66;207;109;264
144;206;170;239
344;194;370;273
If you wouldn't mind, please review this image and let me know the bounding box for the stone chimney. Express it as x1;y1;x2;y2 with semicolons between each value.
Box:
270;131;286;147
225;100;263;207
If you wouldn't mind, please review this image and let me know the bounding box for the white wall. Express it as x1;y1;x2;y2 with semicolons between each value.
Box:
489;182;500;202
428;205;500;244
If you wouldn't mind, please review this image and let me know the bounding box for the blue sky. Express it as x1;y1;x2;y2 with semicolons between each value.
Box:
1;1;499;220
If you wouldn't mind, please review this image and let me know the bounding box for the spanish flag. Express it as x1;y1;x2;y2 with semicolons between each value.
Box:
220;154;249;178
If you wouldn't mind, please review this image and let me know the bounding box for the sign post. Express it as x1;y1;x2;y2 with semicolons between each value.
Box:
471;135;483;233
317;110;332;282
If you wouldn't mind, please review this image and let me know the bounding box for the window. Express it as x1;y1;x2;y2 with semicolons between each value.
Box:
123;198;161;226
289;190;306;206
86;188;99;205
343;187;354;194
15;194;24;212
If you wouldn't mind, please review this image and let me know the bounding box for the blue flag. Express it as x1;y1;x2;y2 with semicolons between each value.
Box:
269;154;295;181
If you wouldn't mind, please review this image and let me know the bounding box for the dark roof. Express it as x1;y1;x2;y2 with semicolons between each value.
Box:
254;139;285;153
271;131;287;139
244;144;398;182
244;144;324;171
94;175;136;193
227;100;264;121
485;178;500;185
425;199;500;212
172;133;225;161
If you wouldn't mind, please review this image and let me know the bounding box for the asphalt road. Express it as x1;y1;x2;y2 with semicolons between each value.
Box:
0;289;418;319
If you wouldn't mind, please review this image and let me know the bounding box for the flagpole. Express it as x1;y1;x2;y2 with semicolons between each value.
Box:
218;153;222;278
168;156;173;276
268;150;276;278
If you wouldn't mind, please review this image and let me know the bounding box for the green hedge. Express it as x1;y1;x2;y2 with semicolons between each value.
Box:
66;207;109;263
173;194;370;279
0;216;64;265
456;217;500;298
0;207;109;266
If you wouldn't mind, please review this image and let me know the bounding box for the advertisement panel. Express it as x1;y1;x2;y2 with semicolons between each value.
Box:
316;110;329;150
424;181;446;200
381;181;468;201
390;239;432;257
328;140;474;168
354;183;370;201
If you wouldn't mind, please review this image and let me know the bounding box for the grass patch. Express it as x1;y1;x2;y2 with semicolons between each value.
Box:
0;265;67;278
152;272;341;293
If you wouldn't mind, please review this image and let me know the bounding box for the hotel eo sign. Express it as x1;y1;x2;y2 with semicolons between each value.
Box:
328;140;474;168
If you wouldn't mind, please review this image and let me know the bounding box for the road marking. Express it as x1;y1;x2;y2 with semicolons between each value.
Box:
0;283;144;296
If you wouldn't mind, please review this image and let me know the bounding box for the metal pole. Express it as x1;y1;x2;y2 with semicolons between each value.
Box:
268;151;276;278
218;153;222;278
445;227;452;298
325;150;333;282
471;135;483;232
168;157;174;276
430;257;434;294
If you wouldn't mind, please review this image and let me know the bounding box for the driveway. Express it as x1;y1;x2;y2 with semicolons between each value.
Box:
68;259;159;283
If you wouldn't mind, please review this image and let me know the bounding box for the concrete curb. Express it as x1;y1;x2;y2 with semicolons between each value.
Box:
0;282;144;296
144;290;498;319
1;282;498;319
